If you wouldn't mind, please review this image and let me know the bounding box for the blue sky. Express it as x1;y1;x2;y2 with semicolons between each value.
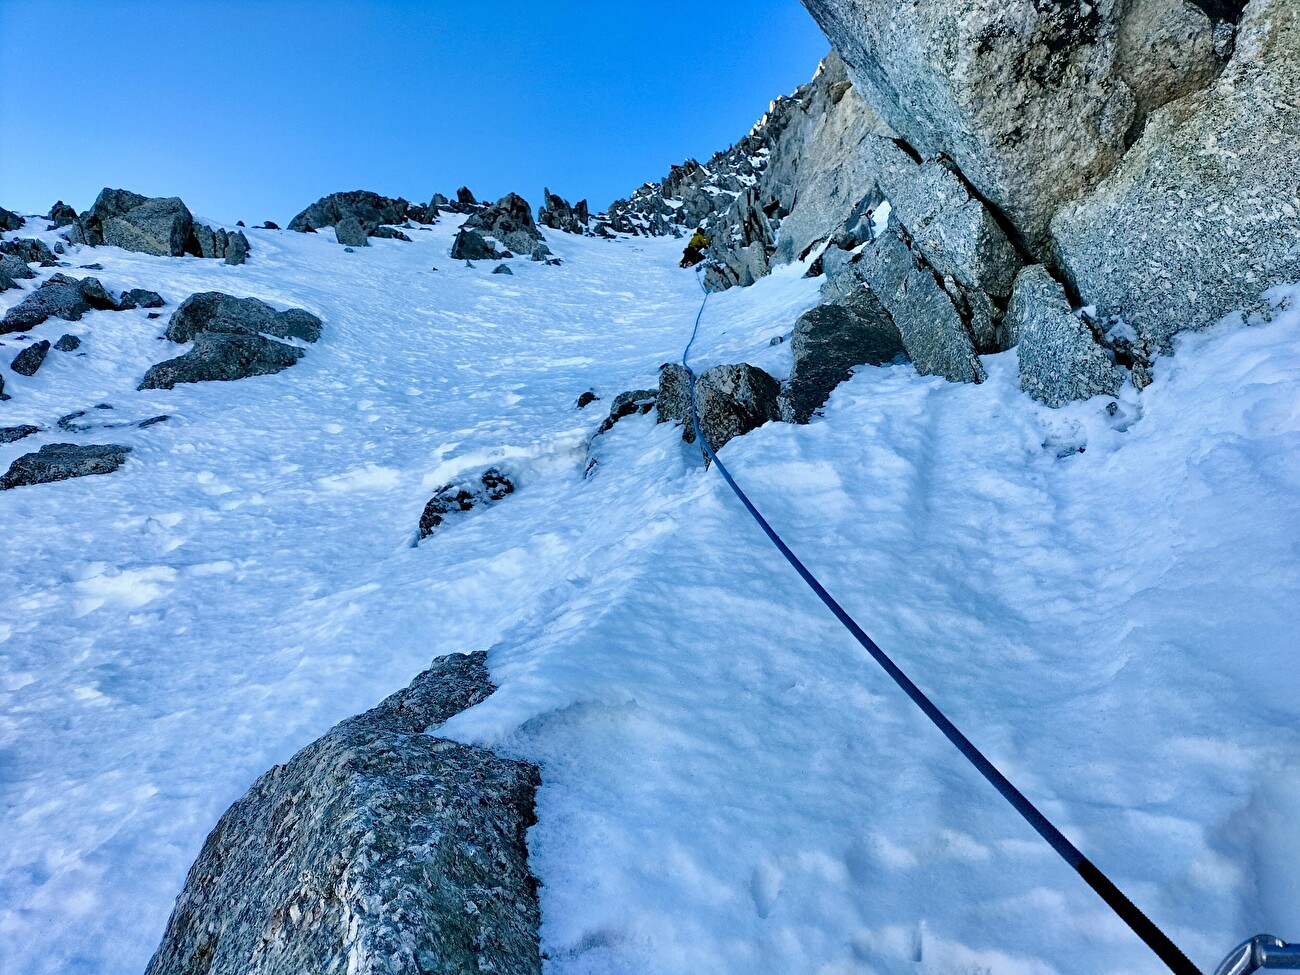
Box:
0;1;829;226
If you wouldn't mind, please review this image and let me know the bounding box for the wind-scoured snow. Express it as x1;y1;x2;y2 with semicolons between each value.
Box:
1;215;1297;975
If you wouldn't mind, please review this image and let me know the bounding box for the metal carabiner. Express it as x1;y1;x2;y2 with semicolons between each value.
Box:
1215;936;1300;975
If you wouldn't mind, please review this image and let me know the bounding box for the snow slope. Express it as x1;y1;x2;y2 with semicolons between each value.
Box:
1;214;1298;975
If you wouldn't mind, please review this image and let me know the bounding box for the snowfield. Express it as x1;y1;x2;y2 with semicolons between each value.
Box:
1;215;1298;975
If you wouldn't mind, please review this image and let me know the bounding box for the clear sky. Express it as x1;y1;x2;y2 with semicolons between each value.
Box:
0;1;830;226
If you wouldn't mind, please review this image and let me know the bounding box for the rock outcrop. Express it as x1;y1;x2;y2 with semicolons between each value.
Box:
0;424;41;444
144;651;542;975
47;201;77;228
0;443;131;490
459;193;546;257
288;190;415;242
71;188;251;262
1051;0;1300;351
797;0;1232;254
1;237;58;267
538;189;591;235
780;298;905;423
418;469;516;539
595;389;658;437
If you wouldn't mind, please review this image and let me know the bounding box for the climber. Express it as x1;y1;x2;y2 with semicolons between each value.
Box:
679;229;711;268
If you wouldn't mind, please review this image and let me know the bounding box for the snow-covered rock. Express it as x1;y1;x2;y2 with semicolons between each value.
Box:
144;652;542;975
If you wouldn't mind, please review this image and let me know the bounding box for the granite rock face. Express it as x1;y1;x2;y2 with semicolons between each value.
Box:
0;443;131;490
609;54;887;292
0;206;23;231
780;298;905;423
144;651;543;975
797;0;1229;253
656;363;695;441
594;388;658;436
449;228;500;262
538;189;591;235
1051;0;1300;351
460;193;545;256
1008;265;1124;406
71;188;249;261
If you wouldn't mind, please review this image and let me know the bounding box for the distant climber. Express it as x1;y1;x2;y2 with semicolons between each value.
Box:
679;230;711;268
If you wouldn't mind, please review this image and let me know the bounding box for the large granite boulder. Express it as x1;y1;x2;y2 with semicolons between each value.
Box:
165;292;322;344
538;189;590;235
1051;0;1300;352
418;469;516;539
73;189;194;257
192;224;251;264
798;0;1231;253
460;193;544;256
0;274;117;335
693;363;782;454
780;297;906;423
594;389;658;436
1008;265;1124;406
335;216;369;248
0;252;36;283
139;332;306;390
288;190;410;238
0;443;131;490
144;651;542;975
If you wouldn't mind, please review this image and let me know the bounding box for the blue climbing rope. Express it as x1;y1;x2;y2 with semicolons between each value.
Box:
681;269;1203;975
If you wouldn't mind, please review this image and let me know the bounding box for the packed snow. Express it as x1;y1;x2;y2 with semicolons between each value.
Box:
1;213;1298;975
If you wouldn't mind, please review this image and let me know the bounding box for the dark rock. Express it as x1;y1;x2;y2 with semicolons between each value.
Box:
343;247;355;253
371;226;411;242
693;364;781;454
256;220;280;230
144;651;542;975
288;191;409;238
1007;265;1123;407
461;193;545;255
596;389;658;436
334;216;369;248
54;334;81;352
0;374;5;398
780;299;906;423
0;270;15;294
1052;0;1300;353
450;228;499;261
545;258;562;266
655;363;695;442
139;332;306;390
456;186;478;207
0;206;24;231
492;263;514;275
102;194;195;257
0;424;40;444
576;390;599;409
418;468;515;539
117;289;165;310
0;442;131;490
1;275;114;335
224;230;249;265
0;252;36;282
137;414;170;429
165;292;322;344
0;238;59;267
79;263;105;270
538;189;591;235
